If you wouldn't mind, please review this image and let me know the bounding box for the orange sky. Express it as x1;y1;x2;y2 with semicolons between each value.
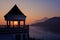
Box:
0;0;60;25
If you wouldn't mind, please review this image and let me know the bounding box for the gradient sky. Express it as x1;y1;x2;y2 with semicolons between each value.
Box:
0;0;60;25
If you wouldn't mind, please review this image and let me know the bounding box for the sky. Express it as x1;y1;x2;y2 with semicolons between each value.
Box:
0;0;60;25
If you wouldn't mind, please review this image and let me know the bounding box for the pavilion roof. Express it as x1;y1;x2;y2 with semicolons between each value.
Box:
4;4;26;18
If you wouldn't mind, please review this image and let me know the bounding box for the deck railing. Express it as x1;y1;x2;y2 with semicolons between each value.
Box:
0;25;29;34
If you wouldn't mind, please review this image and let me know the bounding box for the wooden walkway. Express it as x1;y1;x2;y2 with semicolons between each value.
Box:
0;25;29;34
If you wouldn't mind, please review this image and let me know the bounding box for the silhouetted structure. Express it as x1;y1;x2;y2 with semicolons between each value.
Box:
4;5;26;28
0;5;29;40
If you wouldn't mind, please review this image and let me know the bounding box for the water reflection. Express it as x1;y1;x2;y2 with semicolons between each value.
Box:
29;26;60;40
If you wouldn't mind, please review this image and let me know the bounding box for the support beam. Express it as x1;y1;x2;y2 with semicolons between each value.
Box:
9;21;10;27
18;21;20;28
24;20;25;28
7;20;8;27
13;21;14;28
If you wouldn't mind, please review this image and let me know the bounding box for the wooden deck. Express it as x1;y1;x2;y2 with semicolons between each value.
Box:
0;25;29;34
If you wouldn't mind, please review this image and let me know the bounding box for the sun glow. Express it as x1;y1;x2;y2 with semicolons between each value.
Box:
14;21;18;25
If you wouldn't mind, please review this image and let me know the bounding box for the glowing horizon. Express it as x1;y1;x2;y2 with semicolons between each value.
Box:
0;0;60;25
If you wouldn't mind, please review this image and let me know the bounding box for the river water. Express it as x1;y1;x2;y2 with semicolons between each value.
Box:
29;26;60;40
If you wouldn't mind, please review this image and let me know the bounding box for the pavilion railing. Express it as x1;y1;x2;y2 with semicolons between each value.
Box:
0;25;29;34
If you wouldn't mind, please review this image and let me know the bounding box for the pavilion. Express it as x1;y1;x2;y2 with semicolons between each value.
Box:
0;5;29;40
4;4;26;28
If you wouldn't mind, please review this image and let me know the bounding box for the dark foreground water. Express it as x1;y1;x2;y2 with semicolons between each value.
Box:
29;26;60;40
0;25;60;40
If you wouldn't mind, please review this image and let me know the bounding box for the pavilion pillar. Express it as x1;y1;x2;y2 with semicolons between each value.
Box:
9;21;10;27
18;21;20;28
24;20;25;28
7;20;8;27
13;21;14;28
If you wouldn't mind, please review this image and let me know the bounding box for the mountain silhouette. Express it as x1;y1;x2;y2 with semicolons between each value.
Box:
31;17;48;25
35;17;48;22
31;17;60;34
